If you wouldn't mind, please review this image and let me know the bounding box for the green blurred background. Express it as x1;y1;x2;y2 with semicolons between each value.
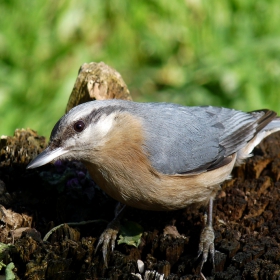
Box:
1;0;280;137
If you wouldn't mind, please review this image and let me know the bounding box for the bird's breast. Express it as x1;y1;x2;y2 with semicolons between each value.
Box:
83;153;236;211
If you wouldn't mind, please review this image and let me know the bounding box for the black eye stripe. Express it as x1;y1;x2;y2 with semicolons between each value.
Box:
74;120;85;132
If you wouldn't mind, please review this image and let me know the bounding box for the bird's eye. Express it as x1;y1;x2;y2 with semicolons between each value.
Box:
73;120;85;132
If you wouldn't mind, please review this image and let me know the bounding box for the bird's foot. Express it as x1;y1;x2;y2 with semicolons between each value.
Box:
95;218;120;267
95;203;126;267
196;224;215;279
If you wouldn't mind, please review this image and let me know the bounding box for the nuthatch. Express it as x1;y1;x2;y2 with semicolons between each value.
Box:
27;100;280;277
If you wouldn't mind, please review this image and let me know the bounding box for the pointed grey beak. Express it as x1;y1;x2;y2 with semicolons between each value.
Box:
27;147;68;169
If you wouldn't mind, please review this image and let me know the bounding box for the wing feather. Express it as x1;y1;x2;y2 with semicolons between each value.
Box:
129;103;276;175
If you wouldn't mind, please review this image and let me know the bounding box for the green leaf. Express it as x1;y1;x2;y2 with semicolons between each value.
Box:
0;260;6;271
5;263;16;280
0;243;16;274
117;221;143;248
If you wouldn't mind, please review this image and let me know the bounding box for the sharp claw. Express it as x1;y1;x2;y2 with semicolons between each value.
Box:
95;235;104;254
94;203;126;267
196;250;202;261
197;225;215;275
210;243;215;266
95;227;119;267
196;197;216;277
102;237;110;267
200;272;207;280
196;241;204;260
110;232;117;252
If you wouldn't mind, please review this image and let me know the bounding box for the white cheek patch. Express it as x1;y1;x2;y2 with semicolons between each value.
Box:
64;112;116;149
94;113;116;138
75;112;116;145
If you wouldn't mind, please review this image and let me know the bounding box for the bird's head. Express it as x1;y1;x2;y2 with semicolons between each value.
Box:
27;100;125;169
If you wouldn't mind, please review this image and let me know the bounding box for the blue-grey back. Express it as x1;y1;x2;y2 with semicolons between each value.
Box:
121;102;258;174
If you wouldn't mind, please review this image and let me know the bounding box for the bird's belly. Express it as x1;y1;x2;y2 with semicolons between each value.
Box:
84;154;236;211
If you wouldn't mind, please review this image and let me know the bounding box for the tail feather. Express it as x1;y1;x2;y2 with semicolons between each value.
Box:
236;114;280;166
261;117;280;133
250;109;277;133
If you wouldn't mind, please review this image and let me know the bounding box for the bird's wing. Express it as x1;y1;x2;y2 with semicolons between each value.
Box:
136;104;275;175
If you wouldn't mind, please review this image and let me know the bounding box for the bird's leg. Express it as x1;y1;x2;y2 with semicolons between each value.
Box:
95;203;126;267
197;196;215;278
